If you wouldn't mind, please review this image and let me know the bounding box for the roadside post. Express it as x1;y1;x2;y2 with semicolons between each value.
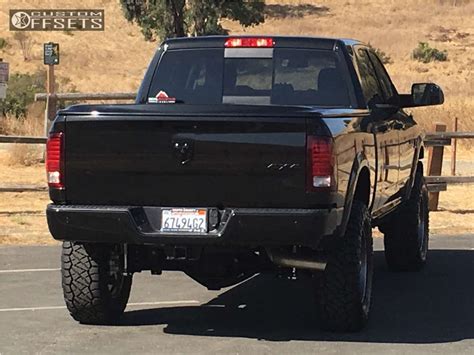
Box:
0;59;9;100
451;117;458;176
427;122;447;211
43;42;59;137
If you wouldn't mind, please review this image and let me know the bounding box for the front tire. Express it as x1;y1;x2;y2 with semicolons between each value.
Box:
319;201;373;332
383;172;429;271
61;241;132;324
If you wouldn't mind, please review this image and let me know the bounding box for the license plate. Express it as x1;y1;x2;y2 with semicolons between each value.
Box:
161;208;207;233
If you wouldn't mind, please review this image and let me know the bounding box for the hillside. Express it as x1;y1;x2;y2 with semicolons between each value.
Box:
0;0;473;133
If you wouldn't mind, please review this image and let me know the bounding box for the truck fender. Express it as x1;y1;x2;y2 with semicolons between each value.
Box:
405;136;424;200
338;152;372;238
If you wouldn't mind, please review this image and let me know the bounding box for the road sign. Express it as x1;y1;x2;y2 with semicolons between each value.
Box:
0;62;9;83
0;83;7;100
44;42;59;65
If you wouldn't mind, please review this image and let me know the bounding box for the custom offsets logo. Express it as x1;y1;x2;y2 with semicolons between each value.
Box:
10;9;104;31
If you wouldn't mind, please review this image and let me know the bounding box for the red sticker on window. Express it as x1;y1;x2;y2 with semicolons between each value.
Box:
150;90;176;104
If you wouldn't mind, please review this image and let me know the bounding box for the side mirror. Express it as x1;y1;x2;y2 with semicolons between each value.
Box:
400;83;444;108
412;83;444;106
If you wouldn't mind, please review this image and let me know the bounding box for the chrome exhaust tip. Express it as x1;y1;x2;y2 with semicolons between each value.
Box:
266;248;327;271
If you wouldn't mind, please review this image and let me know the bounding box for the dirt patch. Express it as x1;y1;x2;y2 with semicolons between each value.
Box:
0;215;57;245
0;189;54;245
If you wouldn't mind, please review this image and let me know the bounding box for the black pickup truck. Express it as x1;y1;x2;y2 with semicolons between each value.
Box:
47;36;443;331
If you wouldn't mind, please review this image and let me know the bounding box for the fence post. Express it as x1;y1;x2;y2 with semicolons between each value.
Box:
427;122;447;211
451;117;458;176
44;64;57;137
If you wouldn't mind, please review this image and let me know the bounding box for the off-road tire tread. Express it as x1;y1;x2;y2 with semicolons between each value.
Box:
383;173;429;271
320;201;373;332
61;241;131;324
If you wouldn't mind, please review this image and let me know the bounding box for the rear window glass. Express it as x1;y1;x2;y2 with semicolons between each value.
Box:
149;49;224;105
148;48;351;107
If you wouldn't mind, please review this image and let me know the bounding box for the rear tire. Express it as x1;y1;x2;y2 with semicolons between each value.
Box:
61;241;132;324
383;173;429;271
319;201;373;332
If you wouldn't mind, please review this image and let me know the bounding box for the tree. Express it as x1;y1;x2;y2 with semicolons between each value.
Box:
13;32;33;61
120;0;265;41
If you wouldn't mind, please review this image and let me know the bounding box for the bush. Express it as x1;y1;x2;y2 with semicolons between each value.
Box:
0;37;8;50
367;43;392;64
0;71;46;118
412;42;448;63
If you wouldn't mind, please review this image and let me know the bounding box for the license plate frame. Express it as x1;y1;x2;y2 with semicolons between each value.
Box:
160;208;208;233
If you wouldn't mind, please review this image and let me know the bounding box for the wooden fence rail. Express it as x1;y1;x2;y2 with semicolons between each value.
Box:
424;131;474;147
0;185;47;192
425;122;474;210
425;176;474;184
35;92;136;102
0;135;47;144
34;92;136;138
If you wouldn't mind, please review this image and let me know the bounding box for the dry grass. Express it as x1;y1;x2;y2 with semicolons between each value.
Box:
410;99;474;148
0;150;54;245
0;0;156;93
0;103;44;165
0;0;472;132
0;107;43;137
6;145;42;166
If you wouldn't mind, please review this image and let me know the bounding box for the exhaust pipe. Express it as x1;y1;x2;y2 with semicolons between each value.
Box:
266;248;327;271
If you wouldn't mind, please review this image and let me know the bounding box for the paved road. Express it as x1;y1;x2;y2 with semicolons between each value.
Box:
0;235;473;354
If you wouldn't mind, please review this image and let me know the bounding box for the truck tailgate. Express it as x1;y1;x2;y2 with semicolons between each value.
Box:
64;107;326;208
65;112;314;207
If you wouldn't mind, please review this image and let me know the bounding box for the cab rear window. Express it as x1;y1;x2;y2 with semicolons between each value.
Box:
148;48;351;107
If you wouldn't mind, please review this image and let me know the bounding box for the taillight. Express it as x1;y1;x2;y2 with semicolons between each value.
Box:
306;136;335;191
224;37;274;48
46;132;64;189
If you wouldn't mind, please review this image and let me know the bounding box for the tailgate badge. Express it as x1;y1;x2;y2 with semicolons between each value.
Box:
266;163;301;171
173;140;194;165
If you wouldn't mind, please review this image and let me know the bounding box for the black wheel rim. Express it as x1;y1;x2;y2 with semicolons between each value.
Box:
107;246;125;298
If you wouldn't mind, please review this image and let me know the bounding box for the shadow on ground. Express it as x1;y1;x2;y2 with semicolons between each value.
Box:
265;4;330;19
122;250;474;344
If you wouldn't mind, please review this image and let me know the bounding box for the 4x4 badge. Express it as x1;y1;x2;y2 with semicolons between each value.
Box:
266;163;301;171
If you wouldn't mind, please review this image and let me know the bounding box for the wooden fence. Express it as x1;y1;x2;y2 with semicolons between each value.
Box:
34;92;137;137
0;135;47;144
0;93;472;211
423;121;474;210
34;92;136;102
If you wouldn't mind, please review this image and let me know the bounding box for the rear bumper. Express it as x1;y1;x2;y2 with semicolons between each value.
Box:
47;205;343;247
